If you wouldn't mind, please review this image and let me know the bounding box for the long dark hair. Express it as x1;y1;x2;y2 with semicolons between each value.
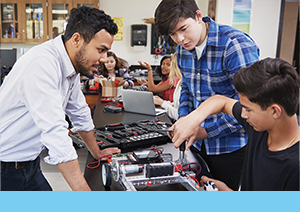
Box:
156;55;172;79
100;51;128;77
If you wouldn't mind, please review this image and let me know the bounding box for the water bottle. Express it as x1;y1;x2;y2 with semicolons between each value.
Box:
10;23;15;38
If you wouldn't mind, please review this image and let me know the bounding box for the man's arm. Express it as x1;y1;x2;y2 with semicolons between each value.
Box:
78;130;120;160
170;95;237;149
57;159;90;191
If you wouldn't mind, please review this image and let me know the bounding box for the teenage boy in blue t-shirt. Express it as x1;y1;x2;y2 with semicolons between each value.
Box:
170;58;299;191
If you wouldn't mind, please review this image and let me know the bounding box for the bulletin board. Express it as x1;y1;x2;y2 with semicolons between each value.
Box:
112;17;123;41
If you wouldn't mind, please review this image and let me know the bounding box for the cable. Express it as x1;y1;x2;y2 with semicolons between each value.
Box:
86;154;112;169
187;176;200;187
150;146;163;162
175;164;200;187
183;162;202;176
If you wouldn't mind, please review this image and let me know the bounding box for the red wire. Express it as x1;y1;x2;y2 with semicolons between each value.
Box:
188;176;200;187
175;164;200;187
150;146;163;162
86;154;112;169
183;162;202;176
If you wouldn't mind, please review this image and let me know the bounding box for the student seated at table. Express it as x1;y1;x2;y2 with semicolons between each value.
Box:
152;53;182;120
170;58;299;191
138;55;180;102
85;51;133;89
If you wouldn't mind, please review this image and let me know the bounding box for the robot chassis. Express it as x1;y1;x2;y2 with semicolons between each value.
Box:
102;155;205;191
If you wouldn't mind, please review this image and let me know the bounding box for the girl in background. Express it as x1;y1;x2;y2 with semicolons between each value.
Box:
86;51;133;89
152;53;182;120
138;55;180;102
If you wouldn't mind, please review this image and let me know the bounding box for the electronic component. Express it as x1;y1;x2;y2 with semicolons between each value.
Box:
103;105;122;113
204;181;218;191
101;96;114;102
127;148;162;164
145;162;174;178
102;157;204;191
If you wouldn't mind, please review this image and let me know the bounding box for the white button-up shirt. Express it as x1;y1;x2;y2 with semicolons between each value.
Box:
0;35;94;164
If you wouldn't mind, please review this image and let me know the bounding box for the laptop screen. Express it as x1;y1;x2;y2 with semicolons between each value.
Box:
121;89;165;116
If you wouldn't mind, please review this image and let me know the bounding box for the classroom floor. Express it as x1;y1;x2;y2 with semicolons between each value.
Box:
39;147;89;191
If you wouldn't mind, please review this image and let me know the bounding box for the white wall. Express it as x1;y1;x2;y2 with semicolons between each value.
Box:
100;0;208;66
216;0;282;59
99;0;162;66
1;0;208;65
1;0;281;63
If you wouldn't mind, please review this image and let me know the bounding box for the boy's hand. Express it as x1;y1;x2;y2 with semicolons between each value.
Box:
201;176;233;191
171;115;207;150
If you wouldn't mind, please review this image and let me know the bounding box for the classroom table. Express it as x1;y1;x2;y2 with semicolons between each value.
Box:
83;93;211;191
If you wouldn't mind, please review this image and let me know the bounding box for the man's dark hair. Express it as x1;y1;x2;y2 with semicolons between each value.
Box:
63;6;118;43
234;58;299;116
154;0;199;36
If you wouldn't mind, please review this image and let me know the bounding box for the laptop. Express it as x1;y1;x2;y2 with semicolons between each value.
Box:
121;89;166;116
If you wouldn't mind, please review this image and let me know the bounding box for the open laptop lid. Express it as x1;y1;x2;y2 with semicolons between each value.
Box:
121;89;165;116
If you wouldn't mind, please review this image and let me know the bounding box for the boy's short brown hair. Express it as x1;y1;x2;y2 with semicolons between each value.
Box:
234;58;299;116
155;0;199;36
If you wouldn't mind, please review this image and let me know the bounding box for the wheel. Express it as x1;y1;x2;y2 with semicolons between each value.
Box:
102;163;112;187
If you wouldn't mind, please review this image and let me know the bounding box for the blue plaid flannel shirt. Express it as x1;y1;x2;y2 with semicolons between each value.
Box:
177;17;260;155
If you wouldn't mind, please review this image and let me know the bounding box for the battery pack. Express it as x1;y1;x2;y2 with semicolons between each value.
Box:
145;162;174;178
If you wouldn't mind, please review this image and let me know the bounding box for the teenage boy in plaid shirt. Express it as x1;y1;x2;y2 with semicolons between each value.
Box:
155;0;259;190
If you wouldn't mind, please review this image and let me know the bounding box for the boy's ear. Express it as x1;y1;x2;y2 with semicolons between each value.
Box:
195;10;203;22
270;104;282;119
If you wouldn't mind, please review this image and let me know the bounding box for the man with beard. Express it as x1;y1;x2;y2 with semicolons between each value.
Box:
0;6;120;191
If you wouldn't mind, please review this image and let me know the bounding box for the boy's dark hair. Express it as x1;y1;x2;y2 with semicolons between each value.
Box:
63;6;118;43
156;55;172;79
234;58;299;116
100;51;127;77
154;0;199;36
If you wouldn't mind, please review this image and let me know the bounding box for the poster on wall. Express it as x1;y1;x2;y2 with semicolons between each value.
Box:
112;17;123;41
232;0;252;34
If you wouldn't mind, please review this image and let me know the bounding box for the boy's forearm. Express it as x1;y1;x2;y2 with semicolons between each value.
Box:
191;95;236;124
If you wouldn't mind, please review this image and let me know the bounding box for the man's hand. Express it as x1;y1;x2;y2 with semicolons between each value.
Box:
78;130;120;161
97;147;121;160
201;175;233;191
